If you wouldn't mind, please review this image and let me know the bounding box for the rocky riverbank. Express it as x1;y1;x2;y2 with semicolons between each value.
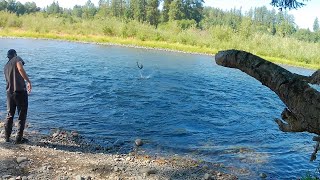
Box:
0;122;237;180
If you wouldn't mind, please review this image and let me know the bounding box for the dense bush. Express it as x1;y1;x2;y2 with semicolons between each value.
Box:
0;11;319;69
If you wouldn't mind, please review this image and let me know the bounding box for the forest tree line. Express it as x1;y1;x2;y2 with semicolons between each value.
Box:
1;0;320;43
1;0;320;68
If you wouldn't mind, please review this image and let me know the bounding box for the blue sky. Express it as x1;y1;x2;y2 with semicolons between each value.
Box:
17;0;320;30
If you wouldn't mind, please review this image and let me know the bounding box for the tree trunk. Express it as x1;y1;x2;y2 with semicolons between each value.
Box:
215;49;320;135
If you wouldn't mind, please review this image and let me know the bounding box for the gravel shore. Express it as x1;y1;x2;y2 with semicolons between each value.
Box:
0;122;237;180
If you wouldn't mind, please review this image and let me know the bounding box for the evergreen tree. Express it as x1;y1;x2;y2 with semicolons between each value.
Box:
6;0;16;13
0;0;8;11
133;0;146;22
15;1;25;15
96;0;110;18
72;5;83;17
24;2;40;14
313;17;319;32
146;0;159;26
183;0;204;24
168;0;184;21
161;0;172;22
82;0;97;18
47;1;62;14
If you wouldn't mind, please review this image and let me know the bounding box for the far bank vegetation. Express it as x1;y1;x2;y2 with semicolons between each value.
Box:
0;0;320;69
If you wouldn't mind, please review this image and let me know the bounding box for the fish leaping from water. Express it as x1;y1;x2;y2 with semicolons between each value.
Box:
137;62;143;69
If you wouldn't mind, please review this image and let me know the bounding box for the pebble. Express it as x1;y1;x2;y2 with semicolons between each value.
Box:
260;173;267;178
141;168;157;176
75;175;85;180
204;173;213;180
2;175;12;179
52;132;60;138
135;139;143;146
16;157;28;164
71;131;79;137
114;166;120;172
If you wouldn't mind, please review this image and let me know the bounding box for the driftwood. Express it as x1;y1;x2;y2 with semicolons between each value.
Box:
215;50;320;160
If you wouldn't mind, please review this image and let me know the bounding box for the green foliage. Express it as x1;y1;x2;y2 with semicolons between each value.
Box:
1;3;320;69
146;0;159;26
271;0;309;9
46;1;62;14
313;17;319;32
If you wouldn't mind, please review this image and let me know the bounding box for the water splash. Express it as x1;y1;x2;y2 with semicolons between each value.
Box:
138;70;152;79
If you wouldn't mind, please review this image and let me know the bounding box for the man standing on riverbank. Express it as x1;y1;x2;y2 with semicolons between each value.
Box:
4;49;32;144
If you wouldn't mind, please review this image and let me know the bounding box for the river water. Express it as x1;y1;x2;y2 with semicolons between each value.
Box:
0;38;318;179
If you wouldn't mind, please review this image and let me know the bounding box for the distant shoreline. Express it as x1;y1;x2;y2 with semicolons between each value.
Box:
0;33;318;70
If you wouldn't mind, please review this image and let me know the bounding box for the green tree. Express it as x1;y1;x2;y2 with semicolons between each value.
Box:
6;0;16;13
293;28;315;42
46;1;62;14
313;17;319;32
96;0;111;18
82;0;97;18
72;5;83;17
146;0;160;26
0;0;8;11
168;0;184;21
183;0;204;24
24;2;40;14
15;1;25;15
161;0;172;22
133;0;146;22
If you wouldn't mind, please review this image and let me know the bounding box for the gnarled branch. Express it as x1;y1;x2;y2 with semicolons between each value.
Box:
215;49;320;135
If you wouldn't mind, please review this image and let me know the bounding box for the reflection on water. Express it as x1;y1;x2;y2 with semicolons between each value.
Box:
0;38;318;179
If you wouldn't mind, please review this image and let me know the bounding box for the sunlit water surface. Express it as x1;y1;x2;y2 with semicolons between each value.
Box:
0;38;318;179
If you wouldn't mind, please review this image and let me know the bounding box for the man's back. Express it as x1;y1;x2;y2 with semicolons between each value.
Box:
4;56;26;93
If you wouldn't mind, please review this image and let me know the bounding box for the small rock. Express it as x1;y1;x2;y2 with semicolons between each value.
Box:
141;168;157;176
16;157;28;164
260;173;267;178
2;175;12;179
52;132;60;138
71;131;79;137
135;139;143;146
21;176;28;180
114;166;120;172
27;175;35;179
204;173;214;180
114;158;122;161
19;161;29;168
217;172;222;176
75;175;85;180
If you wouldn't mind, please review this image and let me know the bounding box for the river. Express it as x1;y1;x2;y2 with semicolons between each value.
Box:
0;38;318;179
